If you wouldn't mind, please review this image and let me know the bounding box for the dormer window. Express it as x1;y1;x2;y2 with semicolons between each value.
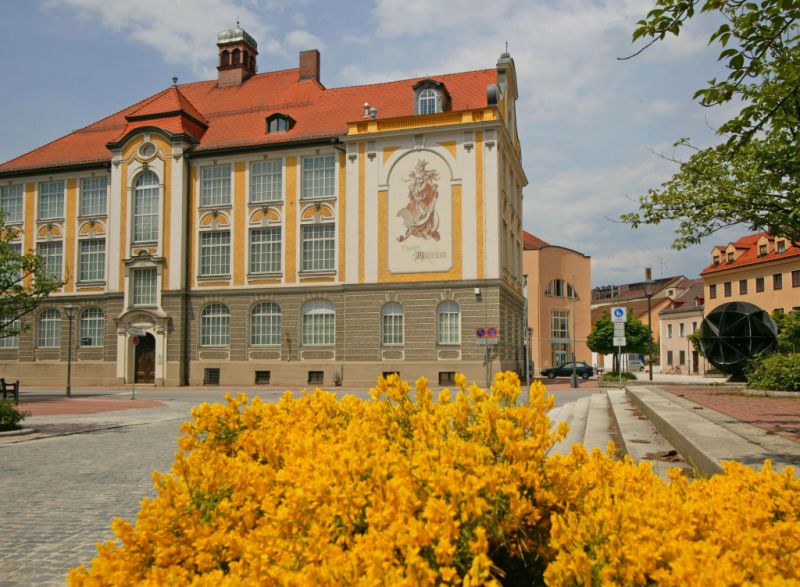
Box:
413;78;450;115
727;252;734;262
713;255;720;265
777;240;786;253
759;244;768;256
266;113;294;133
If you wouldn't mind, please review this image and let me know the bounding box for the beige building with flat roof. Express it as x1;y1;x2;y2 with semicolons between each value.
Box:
702;232;800;315
523;232;591;374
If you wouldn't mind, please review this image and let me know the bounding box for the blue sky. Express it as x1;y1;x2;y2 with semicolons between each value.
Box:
0;0;745;286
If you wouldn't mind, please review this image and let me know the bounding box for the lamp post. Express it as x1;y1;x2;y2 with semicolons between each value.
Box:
63;303;76;398
642;268;656;382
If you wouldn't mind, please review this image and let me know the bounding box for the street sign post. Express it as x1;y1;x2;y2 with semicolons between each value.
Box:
613;336;626;347
611;307;627;323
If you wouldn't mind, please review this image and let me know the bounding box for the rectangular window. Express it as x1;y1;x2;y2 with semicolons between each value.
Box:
0;184;23;223
713;256;720;265
250;160;282;203
759;244;768;256
301;223;335;271
255;370;271;384
793;270;800;288
301;154;336;199
550;310;569;341
679;323;685;337
37;241;63;279
8;242;22;281
739;279;748;294
724;282;732;297
692;321;698;333
200;231;231;276
777;240;786;253
78;239;105;282
249;227;282;274
667;350;673;365
774;273;783;290
303;313;335;346
727;252;734;262
200;165;231;207
667;324;673;338
774;307;784;314
552;343;568;367
709;284;717;299
0;320;19;348
756;277;765;292
203;368;221;385
438;372;456;386
80;177;107;216
132;267;157;306
38;180;65;220
679;350;686;365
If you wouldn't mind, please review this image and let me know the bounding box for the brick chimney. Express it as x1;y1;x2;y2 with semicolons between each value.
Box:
217;25;258;87
299;49;320;82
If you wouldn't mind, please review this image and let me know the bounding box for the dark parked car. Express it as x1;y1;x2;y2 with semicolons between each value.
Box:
541;362;594;380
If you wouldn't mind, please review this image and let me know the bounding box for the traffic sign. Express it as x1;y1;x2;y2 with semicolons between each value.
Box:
131;335;140;347
613;336;626;347
486;327;498;338
476;339;498;346
613;322;626;336
611;307;627;323
476;327;486;338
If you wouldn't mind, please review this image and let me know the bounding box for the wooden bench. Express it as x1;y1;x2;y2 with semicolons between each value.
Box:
0;378;19;405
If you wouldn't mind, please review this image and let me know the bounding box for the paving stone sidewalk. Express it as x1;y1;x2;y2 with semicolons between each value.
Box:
661;386;800;444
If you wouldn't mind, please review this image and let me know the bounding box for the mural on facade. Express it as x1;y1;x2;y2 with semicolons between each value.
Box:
388;155;452;273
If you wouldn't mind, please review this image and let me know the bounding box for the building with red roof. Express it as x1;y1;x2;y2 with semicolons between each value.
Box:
701;232;800;315
0;26;528;387
522;231;592;375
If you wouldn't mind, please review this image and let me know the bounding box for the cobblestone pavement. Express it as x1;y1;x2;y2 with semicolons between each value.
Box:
0;419;187;586
661;386;800;443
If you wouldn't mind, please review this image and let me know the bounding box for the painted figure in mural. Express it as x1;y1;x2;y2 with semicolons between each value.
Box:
397;159;440;242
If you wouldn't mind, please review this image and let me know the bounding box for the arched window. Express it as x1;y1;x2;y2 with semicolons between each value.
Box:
302;300;334;346
79;308;104;348
133;171;159;243
437;301;460;345
381;302;404;346
201;303;230;347
221;50;230;66
544;279;576;298
250;302;281;346
418;89;438;115
232;48;241;65
37;309;61;348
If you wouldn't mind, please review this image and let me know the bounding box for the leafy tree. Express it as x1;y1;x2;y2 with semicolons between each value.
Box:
688;328;703;354
587;312;653;357
621;0;800;247
0;219;62;340
771;310;800;353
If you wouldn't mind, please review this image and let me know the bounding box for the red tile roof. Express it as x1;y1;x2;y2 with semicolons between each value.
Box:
0;67;496;174
700;232;800;275
522;231;550;250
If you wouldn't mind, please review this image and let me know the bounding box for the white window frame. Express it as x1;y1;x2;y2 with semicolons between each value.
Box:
78;238;106;283
38;180;65;220
37;309;61;348
200;164;232;208
0;184;23;223
37;240;63;280
301;154;336;200
133;171;160;243
201;303;230;347
199;230;231;277
437;301;461;345
302;300;335;346
250;302;281;346
132;267;157;306
301;222;335;272
381;302;404;346
79;176;108;217
79;308;105;348
0;319;19;348
249;226;282;274
250;159;283;203
550;310;570;341
417;88;439;115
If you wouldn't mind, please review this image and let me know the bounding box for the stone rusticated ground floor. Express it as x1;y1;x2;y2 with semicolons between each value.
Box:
0;281;526;388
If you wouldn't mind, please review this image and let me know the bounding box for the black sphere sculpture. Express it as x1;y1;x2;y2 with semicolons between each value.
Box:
699;301;777;375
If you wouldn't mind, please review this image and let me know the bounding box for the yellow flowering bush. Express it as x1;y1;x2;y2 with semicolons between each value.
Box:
68;372;800;586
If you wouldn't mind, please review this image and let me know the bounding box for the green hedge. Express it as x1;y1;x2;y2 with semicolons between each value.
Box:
600;372;637;382
747;353;800;391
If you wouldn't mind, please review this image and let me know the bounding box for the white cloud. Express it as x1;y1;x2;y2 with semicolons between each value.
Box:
44;0;280;77
284;29;324;51
632;99;684;123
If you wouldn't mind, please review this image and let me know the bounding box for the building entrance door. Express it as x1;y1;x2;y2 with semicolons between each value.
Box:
135;333;156;384
692;350;699;374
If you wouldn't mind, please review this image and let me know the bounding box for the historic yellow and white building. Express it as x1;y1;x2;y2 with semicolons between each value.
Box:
0;27;527;387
